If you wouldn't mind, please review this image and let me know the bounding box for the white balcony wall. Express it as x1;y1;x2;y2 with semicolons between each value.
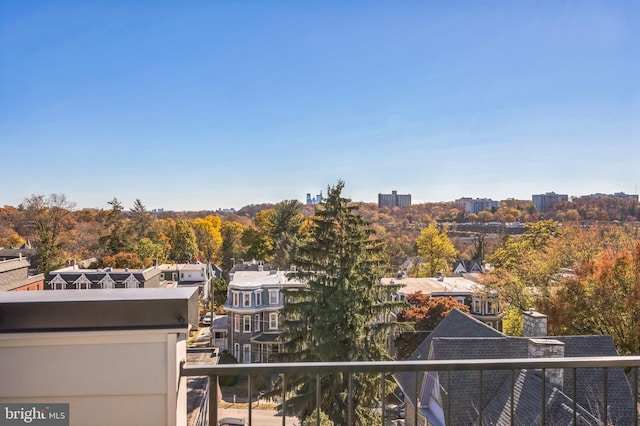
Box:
0;329;187;426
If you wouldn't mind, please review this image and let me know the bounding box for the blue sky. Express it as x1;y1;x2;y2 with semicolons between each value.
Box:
1;1;638;211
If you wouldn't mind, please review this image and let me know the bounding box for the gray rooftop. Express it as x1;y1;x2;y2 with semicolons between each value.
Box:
0;287;198;333
395;309;635;425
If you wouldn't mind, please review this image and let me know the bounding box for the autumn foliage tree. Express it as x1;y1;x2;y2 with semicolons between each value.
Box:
412;223;457;277
541;242;640;355
395;293;470;359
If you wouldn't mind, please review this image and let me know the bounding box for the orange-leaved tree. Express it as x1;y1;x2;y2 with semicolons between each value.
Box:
395;292;469;359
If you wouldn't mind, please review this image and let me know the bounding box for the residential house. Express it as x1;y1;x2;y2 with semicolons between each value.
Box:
381;275;503;330
0;244;38;274
45;264;162;290
0;257;45;291
395;309;636;426
211;314;228;350
452;260;483;276
159;262;221;300
224;269;304;363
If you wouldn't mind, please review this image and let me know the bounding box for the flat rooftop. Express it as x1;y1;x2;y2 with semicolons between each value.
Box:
381;276;483;295
0;287;198;333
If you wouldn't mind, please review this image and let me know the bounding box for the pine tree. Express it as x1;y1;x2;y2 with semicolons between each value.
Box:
278;181;407;425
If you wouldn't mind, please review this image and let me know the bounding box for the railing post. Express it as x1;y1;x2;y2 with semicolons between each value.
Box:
248;374;252;426
316;374;321;426
381;372;386;426
348;373;354;426
282;374;287;426
603;367;608;425
510;369;514;426
479;370;483;424
573;368;577;426
447;370;451;426
541;368;546;426
209;374;218;426
634;367;638;426
414;371;419;426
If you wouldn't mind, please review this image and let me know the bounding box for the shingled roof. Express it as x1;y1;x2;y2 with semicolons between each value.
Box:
395;309;636;425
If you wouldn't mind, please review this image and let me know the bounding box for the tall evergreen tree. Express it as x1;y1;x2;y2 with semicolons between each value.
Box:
264;199;305;269
130;199;152;241
99;198;134;256
278;181;407;425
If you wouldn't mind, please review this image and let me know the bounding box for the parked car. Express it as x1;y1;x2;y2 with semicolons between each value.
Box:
218;418;246;426
202;312;213;325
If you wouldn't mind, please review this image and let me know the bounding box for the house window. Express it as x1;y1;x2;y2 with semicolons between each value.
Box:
487;301;495;315
234;343;240;361
49;274;67;290
473;300;481;314
243;344;252;364
181;273;184;279
243;315;251;333
233;292;239;307
255;314;261;332
234;315;240;332
243;293;251;307
255;291;262;307
269;312;278;330
487;321;494;328
269;290;279;305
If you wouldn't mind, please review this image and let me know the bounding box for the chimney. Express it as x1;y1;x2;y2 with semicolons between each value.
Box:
523;309;547;337
528;338;565;390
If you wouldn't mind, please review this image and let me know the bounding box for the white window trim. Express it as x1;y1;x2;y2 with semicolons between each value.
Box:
123;274;140;289
255;314;261;332
243;344;251;364
98;274;116;289
73;273;92;289
243;315;251;333
49;274;67;290
255;290;262;307
232;292;239;307
234;314;240;332
269;289;279;305
269;312;278;330
234;343;240;361
243;292;251;307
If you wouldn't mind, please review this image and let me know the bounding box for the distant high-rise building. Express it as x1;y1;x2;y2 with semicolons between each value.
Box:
579;192;639;202
532;192;568;212
306;191;323;205
378;190;411;209
455;197;501;216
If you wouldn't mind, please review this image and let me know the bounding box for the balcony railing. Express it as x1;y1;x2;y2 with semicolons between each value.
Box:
181;356;640;426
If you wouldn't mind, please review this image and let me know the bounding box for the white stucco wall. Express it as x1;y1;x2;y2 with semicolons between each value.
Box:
0;329;187;426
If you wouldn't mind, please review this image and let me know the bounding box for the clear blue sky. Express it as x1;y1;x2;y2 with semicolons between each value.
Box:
1;1;638;211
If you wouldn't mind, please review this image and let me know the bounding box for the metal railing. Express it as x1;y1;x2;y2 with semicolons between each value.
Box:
182;356;640;426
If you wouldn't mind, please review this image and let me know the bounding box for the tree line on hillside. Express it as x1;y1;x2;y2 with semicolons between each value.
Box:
2;184;640;423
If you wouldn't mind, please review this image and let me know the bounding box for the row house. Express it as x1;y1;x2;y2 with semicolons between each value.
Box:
45;265;162;290
224;269;304;363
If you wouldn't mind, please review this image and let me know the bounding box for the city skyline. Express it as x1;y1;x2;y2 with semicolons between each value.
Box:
1;1;638;211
